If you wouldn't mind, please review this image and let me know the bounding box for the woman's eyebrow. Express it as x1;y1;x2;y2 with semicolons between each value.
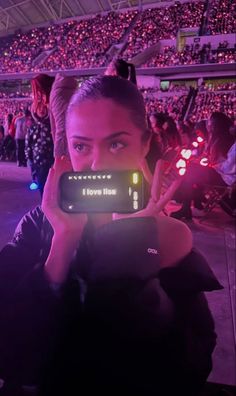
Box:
104;131;131;141
70;131;131;141
70;135;92;141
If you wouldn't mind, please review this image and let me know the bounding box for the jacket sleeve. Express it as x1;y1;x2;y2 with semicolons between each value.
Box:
0;206;50;299
25;127;32;161
0;206;64;386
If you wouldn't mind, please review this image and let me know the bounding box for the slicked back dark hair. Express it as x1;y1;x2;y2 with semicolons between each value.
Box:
114;59;137;85
66;75;150;142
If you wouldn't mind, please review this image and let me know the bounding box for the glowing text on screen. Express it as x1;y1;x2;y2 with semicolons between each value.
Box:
82;188;117;196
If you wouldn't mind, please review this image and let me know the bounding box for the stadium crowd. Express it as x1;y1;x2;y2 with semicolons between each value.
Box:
1;90;235;192
0;0;235;73
0;11;137;73
199;81;236;91
191;91;235;122
207;0;235;35
0;92;31;99
41;11;137;71
1;0;232;73
1;84;235;141
123;1;205;59
0;23;68;73
144;94;188;121
143;89;235;122
145;42;235;67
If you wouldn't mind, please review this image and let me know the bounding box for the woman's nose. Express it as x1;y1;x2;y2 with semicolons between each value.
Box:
90;149;107;171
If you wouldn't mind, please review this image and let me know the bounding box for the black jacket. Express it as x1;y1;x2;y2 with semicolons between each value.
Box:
25;114;54;168
0;206;223;395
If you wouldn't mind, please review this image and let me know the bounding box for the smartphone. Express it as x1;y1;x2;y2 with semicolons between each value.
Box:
59;170;146;213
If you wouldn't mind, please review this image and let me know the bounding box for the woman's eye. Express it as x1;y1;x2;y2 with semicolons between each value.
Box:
110;141;125;153
73;143;90;154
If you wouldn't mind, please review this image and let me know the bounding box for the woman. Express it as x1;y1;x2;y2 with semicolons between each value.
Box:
25;74;55;196
1;113;16;161
0;76;221;396
15;109;31;167
171;112;235;219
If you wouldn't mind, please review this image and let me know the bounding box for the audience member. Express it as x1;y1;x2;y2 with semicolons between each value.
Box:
15;109;31;167
0;113;16;161
25;74;55;196
0;75;221;396
171;112;235;219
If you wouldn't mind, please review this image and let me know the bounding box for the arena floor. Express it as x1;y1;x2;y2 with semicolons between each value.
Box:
0;161;235;390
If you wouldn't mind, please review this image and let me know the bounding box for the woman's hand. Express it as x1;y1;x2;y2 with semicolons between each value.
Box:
42;156;88;284
146;159;182;214
42;156;88;238
114;159;183;220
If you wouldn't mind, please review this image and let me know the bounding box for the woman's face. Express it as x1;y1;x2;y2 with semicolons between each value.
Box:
149;116;157;131
149;116;162;133
67;98;149;172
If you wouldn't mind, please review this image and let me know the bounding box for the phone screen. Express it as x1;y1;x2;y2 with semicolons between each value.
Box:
59;170;145;213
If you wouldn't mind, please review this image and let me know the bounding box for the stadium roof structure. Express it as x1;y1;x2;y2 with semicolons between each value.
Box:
0;0;167;37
